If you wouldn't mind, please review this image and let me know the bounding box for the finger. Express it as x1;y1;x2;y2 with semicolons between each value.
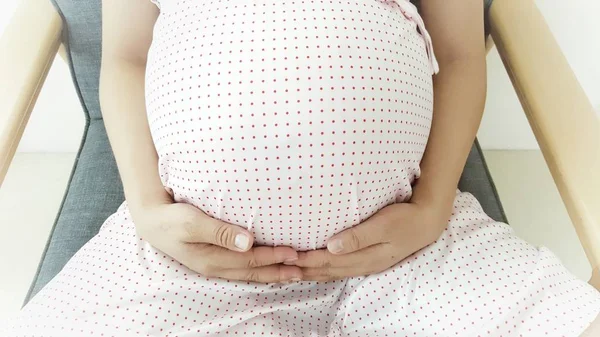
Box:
302;266;372;281
326;213;391;254
292;245;384;268
300;246;389;280
187;244;299;269
217;264;303;283
182;214;254;252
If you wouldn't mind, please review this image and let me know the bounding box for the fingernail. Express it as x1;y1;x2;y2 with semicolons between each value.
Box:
283;277;302;284
283;257;297;265
327;239;343;253
234;234;250;250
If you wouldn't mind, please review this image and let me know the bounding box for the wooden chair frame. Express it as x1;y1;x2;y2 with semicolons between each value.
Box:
1;0;598;288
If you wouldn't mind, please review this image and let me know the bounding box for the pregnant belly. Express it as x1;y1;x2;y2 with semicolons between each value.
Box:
156;114;429;250
145;0;434;250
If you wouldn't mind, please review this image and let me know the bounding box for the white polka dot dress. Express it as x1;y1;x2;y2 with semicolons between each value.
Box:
4;0;599;336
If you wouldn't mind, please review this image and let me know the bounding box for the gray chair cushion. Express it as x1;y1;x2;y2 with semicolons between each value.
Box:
460;140;506;222
51;0;103;121
24;120;124;302
24;0;505;303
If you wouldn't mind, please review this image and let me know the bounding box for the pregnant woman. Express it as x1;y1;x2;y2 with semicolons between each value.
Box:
4;0;600;336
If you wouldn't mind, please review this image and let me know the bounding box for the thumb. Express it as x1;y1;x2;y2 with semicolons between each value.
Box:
327;214;387;255
205;218;254;252
182;207;254;252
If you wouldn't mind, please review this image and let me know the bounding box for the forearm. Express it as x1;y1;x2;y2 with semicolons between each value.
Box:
413;56;487;211
99;59;170;217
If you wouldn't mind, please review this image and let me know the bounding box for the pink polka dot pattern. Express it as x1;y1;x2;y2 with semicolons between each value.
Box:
3;0;599;336
5;195;600;336
145;0;435;251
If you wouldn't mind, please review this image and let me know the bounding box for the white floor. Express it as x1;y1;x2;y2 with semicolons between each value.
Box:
0;153;77;319
0;151;592;321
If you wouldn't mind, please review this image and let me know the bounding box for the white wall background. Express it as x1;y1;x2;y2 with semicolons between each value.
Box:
478;0;600;149
1;0;85;153
1;0;599;152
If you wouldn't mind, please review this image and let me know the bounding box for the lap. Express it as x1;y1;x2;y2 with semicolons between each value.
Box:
3;194;599;337
338;192;600;336
582;313;600;336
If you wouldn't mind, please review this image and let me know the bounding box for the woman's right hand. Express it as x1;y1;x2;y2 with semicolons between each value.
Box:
131;197;302;283
101;0;301;285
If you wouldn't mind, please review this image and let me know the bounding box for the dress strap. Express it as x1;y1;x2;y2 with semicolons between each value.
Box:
390;0;440;74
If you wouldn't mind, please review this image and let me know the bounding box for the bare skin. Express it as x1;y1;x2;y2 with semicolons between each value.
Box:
101;0;302;283
100;0;599;334
292;0;488;280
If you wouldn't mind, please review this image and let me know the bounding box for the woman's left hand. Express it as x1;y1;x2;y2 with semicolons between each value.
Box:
289;198;452;281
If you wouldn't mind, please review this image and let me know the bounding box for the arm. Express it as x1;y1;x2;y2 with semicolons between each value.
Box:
100;0;169;216
414;0;487;213
100;0;300;282
292;0;488;280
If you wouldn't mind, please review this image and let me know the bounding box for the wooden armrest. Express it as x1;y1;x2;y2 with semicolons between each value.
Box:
0;0;63;185
490;0;600;284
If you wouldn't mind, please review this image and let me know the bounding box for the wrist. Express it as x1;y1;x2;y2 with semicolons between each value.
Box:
127;186;173;220
410;177;456;217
